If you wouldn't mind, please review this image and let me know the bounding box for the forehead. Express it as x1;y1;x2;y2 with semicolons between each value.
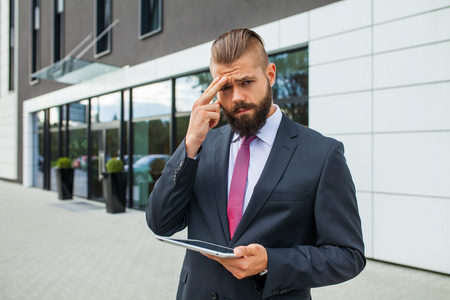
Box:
210;53;264;81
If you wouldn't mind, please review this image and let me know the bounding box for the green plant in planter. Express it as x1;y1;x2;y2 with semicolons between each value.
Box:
105;158;124;173
55;157;74;200
103;158;126;213
56;157;72;169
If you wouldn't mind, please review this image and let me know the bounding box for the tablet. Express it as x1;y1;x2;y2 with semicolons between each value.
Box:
156;235;238;258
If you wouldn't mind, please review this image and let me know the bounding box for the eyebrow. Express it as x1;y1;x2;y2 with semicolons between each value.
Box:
228;76;255;84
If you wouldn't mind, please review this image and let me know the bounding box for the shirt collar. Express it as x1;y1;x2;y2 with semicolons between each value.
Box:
231;104;282;147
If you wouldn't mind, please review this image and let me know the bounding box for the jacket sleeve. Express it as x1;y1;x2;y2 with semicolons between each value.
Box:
146;141;199;236
261;141;366;298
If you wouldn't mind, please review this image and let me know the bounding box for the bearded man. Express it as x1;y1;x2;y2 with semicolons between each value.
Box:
146;28;365;300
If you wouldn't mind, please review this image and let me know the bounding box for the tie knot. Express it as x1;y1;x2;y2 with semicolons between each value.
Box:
241;135;256;146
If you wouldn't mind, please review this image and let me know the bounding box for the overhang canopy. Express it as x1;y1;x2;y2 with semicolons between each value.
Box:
32;56;120;85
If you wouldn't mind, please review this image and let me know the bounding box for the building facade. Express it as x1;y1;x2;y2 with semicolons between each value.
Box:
1;0;449;274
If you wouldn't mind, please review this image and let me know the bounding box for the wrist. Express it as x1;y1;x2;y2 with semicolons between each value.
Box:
185;137;201;159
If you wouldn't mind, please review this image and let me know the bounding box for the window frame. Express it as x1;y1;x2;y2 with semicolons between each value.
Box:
30;0;41;84
138;0;163;40
52;0;65;63
94;0;112;58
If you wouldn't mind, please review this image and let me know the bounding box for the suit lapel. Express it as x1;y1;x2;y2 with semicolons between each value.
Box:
231;115;299;243
212;125;233;241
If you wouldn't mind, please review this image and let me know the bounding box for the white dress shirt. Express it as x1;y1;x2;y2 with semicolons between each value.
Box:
228;105;282;213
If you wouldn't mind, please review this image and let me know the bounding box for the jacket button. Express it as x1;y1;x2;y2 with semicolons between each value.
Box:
210;292;218;299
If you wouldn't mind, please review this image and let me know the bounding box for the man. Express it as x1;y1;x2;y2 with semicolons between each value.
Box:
146;28;365;299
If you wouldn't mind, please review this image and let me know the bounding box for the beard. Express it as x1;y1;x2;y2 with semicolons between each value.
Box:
222;82;273;137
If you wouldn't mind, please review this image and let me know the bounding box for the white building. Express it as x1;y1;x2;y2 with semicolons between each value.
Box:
1;0;449;274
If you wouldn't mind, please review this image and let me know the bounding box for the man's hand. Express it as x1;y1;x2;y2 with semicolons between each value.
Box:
185;76;227;158
204;244;268;279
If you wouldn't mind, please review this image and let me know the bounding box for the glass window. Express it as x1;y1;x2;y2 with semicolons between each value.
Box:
68;101;88;198
31;0;40;81
91;92;121;124
131;80;171;209
175;72;212;113
61;105;67;156
9;0;15;90
175;72;227;147
53;0;64;62
49;107;60;191
95;0;112;56
33;111;45;188
270;48;308;126
132;80;171;119
123;89;130;122
90;92;122;201
139;0;162;39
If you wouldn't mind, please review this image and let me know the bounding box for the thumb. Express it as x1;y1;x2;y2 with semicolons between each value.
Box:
234;246;245;257
234;245;258;257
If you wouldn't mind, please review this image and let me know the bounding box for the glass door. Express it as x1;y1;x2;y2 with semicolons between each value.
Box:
91;126;120;201
90;92;122;201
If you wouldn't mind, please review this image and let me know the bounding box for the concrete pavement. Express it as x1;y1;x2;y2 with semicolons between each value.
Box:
1;180;449;300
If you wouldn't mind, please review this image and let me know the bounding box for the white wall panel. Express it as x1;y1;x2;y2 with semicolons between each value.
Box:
374;82;450;132
22;113;34;187
374;193;450;274
0;92;17;180
155;42;212;82
357;191;373;258
252;22;280;53
374;41;450;89
310;28;371;65
328;134;373;192
309;57;372;96
310;0;371;39
279;13;309;49
310;91;372;134
374;0;450;24
374;8;450;53
374;132;450;198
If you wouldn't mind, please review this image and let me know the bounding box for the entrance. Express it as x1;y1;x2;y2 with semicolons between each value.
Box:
91;125;120;201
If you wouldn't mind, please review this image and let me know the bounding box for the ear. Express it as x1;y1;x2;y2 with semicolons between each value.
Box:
266;63;276;87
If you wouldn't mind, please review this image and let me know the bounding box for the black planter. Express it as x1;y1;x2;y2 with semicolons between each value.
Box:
102;172;127;213
55;168;74;200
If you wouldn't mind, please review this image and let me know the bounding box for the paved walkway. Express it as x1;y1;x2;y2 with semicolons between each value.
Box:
0;180;449;300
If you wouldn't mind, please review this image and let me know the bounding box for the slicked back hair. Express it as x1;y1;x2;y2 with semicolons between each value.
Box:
210;28;269;70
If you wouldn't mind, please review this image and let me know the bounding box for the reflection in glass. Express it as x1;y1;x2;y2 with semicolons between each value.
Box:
176;115;189;148
49;107;59;128
175;72;212;112
90;91;122;201
133;81;171;119
69;101;88;127
270;48;308;126
68;101;88;198
132;117;170;209
49;107;60;191
278;100;308;126
124;89;130;121
33;111;45;188
270;49;308;99
91;92;121;124
90;130;102;199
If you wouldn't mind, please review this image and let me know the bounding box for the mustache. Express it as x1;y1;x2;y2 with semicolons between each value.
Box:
226;102;257;114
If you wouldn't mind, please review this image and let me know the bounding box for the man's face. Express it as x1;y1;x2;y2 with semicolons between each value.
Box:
210;51;276;136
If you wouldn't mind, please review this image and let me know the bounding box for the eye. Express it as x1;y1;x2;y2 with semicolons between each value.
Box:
242;80;253;86
220;86;231;92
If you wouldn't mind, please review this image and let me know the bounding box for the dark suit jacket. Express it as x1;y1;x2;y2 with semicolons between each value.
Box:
146;114;365;299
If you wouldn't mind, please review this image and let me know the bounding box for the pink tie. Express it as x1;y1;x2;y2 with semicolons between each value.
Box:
227;135;256;238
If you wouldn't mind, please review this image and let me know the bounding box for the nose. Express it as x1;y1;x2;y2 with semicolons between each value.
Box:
231;86;245;103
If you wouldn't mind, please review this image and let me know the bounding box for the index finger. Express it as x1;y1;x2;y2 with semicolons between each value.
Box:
197;76;227;105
